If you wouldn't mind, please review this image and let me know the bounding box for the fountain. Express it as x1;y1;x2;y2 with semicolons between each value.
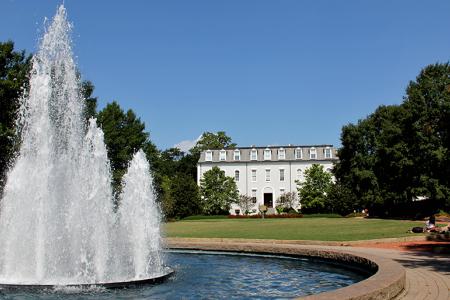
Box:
0;5;170;287
0;5;390;298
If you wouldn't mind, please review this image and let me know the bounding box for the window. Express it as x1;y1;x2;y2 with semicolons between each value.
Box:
295;148;302;159
251;189;257;203
264;148;272;160
251;169;257;182
265;169;271;182
278;148;286;160
297;169;302;180
280;188;285;195
250;149;258;160
324;147;332;159
234;149;241;161
309;147;317;159
234;170;240;182
279;169;285;182
219;150;226;161
205;150;212;161
326;168;332;173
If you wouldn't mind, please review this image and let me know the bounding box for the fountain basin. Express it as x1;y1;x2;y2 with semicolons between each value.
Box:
166;238;406;300
0;268;174;290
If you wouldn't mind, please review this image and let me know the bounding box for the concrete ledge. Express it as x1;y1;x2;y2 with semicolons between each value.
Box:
166;238;405;300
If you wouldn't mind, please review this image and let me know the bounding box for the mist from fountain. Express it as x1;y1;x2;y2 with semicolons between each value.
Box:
0;5;164;285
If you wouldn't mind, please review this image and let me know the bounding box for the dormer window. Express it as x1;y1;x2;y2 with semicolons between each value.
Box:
234;149;241;161
309;147;317;159
219;150;226;161
264;148;272;160
324;147;332;159
295;148;302;159
278;148;286;160
205;150;213;161
250;149;258;160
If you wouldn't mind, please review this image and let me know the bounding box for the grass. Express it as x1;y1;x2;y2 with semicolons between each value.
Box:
164;218;425;241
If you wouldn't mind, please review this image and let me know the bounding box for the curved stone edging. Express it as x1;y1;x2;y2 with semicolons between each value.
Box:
166;238;405;300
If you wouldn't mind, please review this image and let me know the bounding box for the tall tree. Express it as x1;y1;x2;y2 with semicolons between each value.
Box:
0;41;31;190
97;101;156;194
199;166;239;215
161;173;201;219
81;80;97;121
190;131;236;157
297;164;332;213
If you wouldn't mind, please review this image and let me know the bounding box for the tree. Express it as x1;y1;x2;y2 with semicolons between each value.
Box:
199;166;239;215
326;183;358;216
276;192;298;213
81;80;97;121
161;173;201;219
237;195;254;215
190;131;236;157
0;41;31;191
97;101;156;194
297;164;332;213
402;63;450;210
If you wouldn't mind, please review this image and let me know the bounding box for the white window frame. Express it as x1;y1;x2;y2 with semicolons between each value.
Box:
219;150;226;161
278;148;286;160
309;147;317;160
234;149;241;161
250;149;258;160
295;147;302;159
251;169;257;182
264;148;272;160
280;188;285;195
234;170;240;182
265;169;271;182
324;147;332;159
279;169;285;182
251;189;257;204
297;169;302;180
205;150;213;161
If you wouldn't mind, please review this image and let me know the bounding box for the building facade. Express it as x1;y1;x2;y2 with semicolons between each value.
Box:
197;145;338;214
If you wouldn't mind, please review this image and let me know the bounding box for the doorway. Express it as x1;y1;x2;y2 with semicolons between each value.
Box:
263;193;273;208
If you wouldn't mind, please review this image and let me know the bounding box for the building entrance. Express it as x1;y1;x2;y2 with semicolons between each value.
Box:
263;193;273;208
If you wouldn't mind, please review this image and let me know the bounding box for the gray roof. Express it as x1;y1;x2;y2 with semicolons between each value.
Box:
198;145;338;163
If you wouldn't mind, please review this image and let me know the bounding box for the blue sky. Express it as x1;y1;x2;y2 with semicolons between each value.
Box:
1;1;450;151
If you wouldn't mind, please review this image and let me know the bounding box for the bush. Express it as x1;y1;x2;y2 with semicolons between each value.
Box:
302;213;342;218
228;213;303;219
182;215;229;220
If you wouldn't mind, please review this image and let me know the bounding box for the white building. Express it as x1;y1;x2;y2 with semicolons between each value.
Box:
197;145;338;215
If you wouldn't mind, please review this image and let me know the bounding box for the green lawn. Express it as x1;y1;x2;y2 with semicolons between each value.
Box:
164;218;425;241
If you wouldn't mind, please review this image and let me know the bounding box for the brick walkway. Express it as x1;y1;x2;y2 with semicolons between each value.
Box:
274;244;450;299
345;247;450;300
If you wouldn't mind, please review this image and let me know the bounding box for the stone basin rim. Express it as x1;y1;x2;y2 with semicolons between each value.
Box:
167;239;406;300
0;268;174;290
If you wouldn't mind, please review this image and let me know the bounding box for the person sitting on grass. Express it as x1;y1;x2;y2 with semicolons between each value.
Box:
425;214;436;232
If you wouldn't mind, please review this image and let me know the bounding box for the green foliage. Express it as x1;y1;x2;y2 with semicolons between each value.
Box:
326;183;358;216
182;215;229;220
190;131;236;157
0;41;31;191
81;80;97;121
297;164;332;213
97;101;156;195
200;166;239;215
335;63;450;216
161;173;201;220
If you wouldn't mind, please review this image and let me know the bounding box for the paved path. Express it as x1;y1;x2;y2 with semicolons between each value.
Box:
336;246;450;300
